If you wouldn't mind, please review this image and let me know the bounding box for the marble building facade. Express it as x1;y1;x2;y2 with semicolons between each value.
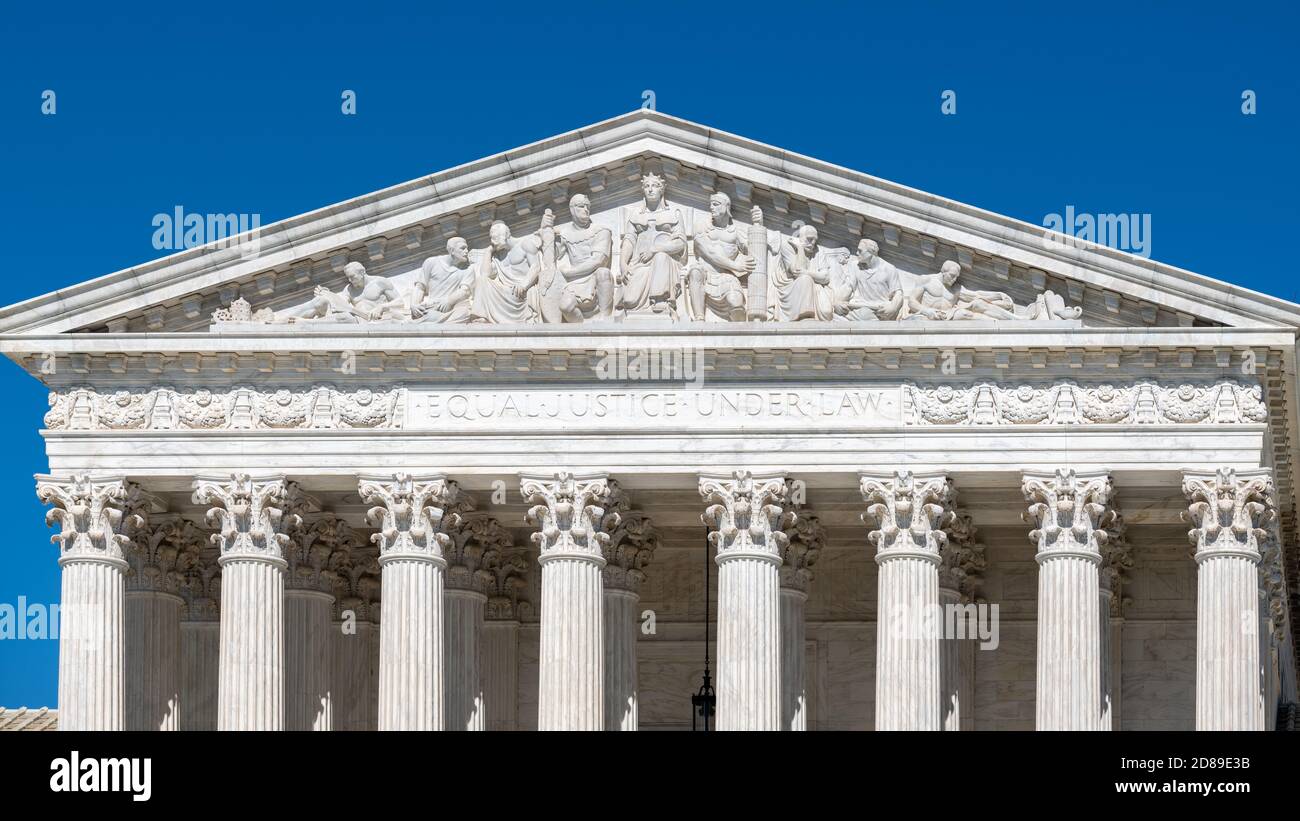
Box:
1;110;1296;731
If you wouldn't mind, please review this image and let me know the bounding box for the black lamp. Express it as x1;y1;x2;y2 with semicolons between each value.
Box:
691;525;716;730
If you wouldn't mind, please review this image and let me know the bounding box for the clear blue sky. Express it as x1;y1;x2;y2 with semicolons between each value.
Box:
0;1;1296;706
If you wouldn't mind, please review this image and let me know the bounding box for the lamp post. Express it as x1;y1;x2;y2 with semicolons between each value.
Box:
691;526;716;730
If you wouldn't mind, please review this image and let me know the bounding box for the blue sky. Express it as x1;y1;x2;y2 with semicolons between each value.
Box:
0;1;1296;706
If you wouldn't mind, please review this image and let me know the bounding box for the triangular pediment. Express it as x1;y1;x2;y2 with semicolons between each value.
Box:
2;109;1297;335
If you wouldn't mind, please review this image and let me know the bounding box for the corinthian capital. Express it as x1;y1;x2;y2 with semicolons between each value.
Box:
860;471;954;563
36;474;132;564
779;508;826;592
129;516;206;594
521;472;612;560
180;549;221;620
602;491;659;593
446;505;516;593
287;508;361;593
1181;467;1274;562
358;473;459;559
699;471;791;559
192;473;293;560
484;545;531;621
1021;469;1114;562
939;511;987;600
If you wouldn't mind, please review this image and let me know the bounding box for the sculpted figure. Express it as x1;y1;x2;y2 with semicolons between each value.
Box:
1018;289;1083;320
686;193;762;321
774;224;846;321
541;194;614;323
411;236;475;324
471;216;551;324
619;173;687;315
836;238;905;321
277;261;408;323
904;260;1021;320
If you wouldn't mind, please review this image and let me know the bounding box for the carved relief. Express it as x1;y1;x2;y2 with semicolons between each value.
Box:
206;185;1086;328
903;380;1265;426
45;386;405;431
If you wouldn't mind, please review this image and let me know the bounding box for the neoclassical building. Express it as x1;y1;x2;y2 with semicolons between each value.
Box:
1;111;1296;731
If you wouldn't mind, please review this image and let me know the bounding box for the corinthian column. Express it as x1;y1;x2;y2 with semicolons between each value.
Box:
284;503;352;731
443;507;510;731
779;510;825;731
360;473;459;731
700;471;790;731
938;512;986;731
1182;467;1274;731
861;471;955;731
194;473;292;731
37;474;131;731
1023;469;1114;731
331;542;380;731
179;550;221;731
483;543;530;731
125;511;203;731
522;472;612;731
1099;516;1133;731
601;490;658;731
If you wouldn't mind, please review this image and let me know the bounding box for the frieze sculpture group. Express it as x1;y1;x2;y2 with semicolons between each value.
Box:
215;175;1083;326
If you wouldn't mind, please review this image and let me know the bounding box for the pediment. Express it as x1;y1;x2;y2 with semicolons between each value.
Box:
2;110;1297;335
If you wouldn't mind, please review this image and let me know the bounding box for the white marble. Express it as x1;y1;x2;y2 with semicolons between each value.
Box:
1184;468;1273;731
444;588;485;731
1023;469;1113;731
523;473;610;731
360;473;457;731
38;475;131;732
701;471;788;731
862;470;953;731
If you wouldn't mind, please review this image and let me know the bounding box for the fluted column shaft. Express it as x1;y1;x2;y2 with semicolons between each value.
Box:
779;585;808;730
716;551;781;730
1099;588;1115;730
1195;553;1261;729
483;620;520;731
180;620;220;730
217;556;285;730
876;553;940;730
378;554;445;730
285;588;334;730
538;555;604;730
332;620;376;731
1024;469;1113;731
863;471;953;731
1184;468;1272;731
701;472;789;732
126;590;182;730
524;473;612;731
1036;552;1100;730
59;556;127;730
604;587;640;730
938;586;962;731
445;588;486;731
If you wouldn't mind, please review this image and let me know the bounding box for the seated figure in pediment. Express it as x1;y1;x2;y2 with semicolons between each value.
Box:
411;237;475;324
544;194;615;323
619;173;687;316
275;261;409;323
774;223;847;322
835;238;905;321
471;218;547;324
686;193;760;322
